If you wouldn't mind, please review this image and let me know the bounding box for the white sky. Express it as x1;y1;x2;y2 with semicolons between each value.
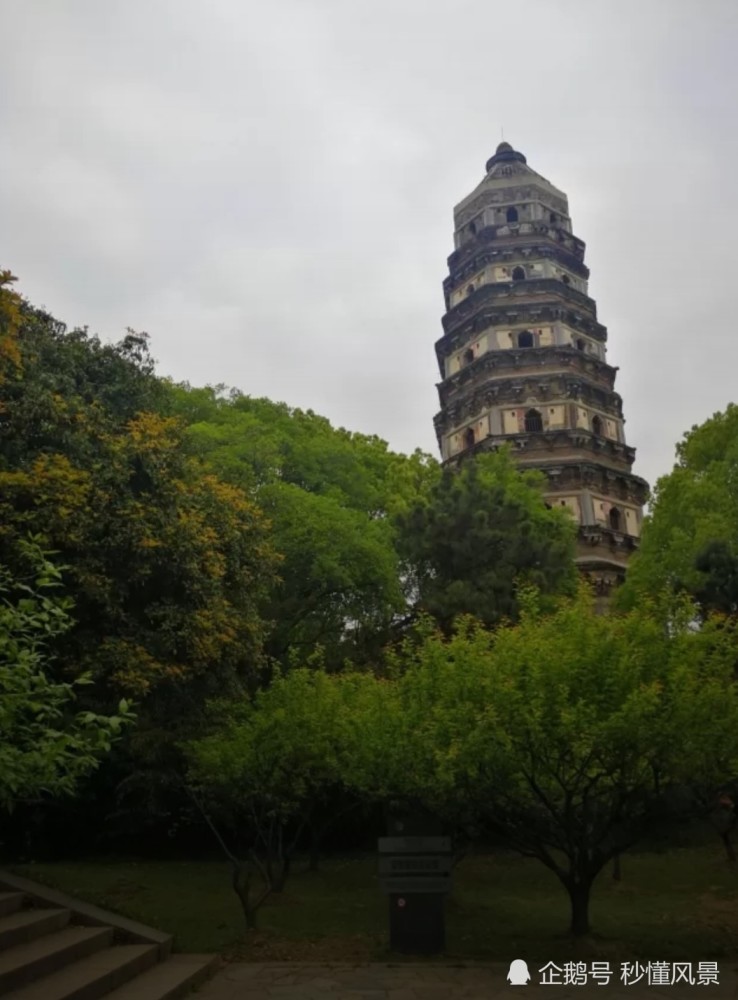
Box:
3;0;737;492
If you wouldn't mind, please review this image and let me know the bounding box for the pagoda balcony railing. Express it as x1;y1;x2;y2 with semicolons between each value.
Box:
578;524;641;549
442;279;597;335
455;429;637;470
448;222;587;271
444;237;590;289
546;468;650;504
437;358;622;410
437;346;617;397
443;447;649;506
438;381;622;414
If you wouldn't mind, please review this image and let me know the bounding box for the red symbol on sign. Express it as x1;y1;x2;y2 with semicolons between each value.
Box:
398;898;406;908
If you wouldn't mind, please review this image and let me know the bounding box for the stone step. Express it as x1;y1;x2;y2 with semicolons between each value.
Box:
0;910;70;951
1;943;159;1000
0;926;113;994
103;954;220;1000
0;897;24;920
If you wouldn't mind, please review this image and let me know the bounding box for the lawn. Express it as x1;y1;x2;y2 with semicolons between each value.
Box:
11;844;738;964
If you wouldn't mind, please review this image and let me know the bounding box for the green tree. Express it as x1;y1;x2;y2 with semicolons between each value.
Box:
258;483;404;675
164;383;434;671
394;450;578;631
347;585;738;936
0;538;134;817
616;404;738;611
692;540;738;619
0;286;281;850
182;668;361;927
0;301;278;707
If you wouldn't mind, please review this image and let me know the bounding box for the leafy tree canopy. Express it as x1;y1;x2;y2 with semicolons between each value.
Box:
346;585;738;936
0;538;134;816
0;295;279;713
0;271;23;385
394;450;578;631
617;404;738;612
182;667;369;923
163;382;438;670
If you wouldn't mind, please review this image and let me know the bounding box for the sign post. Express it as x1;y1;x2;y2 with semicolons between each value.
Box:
377;805;452;954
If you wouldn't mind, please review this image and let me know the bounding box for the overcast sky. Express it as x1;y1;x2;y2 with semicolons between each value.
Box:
3;0;737;493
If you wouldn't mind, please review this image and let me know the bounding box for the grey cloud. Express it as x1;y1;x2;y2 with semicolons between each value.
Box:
2;0;737;492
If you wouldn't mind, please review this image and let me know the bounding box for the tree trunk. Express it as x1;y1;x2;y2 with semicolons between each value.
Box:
309;827;321;872
612;853;621;880
182;781;271;931
567;879;593;936
231;861;258;929
265;824;291;894
721;830;736;863
271;853;290;892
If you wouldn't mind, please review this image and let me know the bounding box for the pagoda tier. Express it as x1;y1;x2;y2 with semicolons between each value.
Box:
434;142;649;594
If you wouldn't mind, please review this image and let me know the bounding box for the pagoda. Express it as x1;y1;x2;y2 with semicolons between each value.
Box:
433;142;649;598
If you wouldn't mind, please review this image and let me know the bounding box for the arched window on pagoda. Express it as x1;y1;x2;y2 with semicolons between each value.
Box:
591;415;602;436
469;221;477;235
506;206;519;223
464;427;476;449
512;265;526;281
561;274;571;285
576;338;585;351
609;507;622;531
462;348;474;367
524;409;543;433
466;284;475;297
517;330;534;348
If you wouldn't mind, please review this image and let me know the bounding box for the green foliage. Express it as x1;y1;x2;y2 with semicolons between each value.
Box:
394;450;578;631
344;584;738;933
0;306;279;708
185;669;355;824
259;483;405;668
164;384;419;515
691;540;738;619
617;404;738;611
163;383;436;670
182;668;371;916
0;538;134;815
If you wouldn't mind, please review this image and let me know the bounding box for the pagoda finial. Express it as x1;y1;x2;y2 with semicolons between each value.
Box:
485;141;526;174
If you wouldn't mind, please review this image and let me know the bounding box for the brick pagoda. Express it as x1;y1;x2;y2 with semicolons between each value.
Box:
433;141;649;597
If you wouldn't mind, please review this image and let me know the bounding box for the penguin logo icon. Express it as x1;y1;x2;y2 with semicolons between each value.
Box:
507;959;531;985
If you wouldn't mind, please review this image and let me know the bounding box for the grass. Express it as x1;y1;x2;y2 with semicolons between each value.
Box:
11;843;738;963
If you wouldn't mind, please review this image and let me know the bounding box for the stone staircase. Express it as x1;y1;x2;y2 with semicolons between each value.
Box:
0;874;219;1000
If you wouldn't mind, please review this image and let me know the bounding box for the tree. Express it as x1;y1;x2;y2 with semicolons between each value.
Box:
0;271;23;386
393;450;578;632
616;404;738;611
182;668;361;927
346;585;738;937
0;286;281;850
258;483;405;676
163;383;435;671
0;538;134;817
0;301;279;708
692;540;738;619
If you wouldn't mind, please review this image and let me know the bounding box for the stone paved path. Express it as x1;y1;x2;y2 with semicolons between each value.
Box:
196;962;738;999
